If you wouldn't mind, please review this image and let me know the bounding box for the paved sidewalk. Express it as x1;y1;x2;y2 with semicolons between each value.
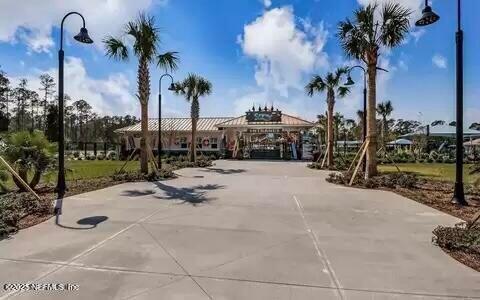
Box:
0;160;479;299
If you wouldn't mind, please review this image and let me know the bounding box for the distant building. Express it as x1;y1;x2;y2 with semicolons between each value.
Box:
115;107;314;160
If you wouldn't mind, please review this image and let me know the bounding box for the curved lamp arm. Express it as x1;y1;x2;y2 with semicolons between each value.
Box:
60;12;86;50
159;73;174;91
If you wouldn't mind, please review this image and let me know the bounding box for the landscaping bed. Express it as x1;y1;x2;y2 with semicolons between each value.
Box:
326;170;480;271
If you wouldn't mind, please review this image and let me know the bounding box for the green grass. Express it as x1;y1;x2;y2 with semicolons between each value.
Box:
379;163;479;184
4;160;141;188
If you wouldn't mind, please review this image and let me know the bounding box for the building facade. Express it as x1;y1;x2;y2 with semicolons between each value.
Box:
115;107;315;160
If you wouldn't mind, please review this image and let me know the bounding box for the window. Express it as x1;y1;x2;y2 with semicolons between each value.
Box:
196;137;203;149
180;137;188;149
210;137;218;149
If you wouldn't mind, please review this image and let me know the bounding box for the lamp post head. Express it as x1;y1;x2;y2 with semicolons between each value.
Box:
168;82;176;91
344;76;355;86
415;5;440;27
74;27;94;44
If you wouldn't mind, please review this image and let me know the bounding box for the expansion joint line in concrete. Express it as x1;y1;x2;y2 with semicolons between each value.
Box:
292;194;345;300
0;205;170;300
138;223;213;300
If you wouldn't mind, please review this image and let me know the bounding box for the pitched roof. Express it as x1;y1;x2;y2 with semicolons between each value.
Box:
401;125;480;138
115;117;233;133
215;113;314;128
388;138;413;145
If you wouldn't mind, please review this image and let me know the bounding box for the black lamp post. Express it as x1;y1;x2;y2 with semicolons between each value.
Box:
416;0;467;206
56;12;93;199
345;66;388;170
158;74;175;169
345;66;367;145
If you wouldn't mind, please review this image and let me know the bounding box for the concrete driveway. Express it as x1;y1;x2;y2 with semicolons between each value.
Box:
0;160;479;299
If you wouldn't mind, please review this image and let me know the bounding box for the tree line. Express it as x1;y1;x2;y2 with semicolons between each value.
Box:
0;70;138;145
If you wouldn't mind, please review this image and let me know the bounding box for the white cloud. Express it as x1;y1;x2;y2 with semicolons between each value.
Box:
262;0;272;8
12;57;138;116
0;0;163;53
432;54;447;69
238;6;329;97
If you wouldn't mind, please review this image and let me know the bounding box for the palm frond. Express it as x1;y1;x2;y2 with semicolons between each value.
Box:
157;51;180;72
380;2;411;47
103;37;129;61
128;12;160;62
305;75;326;97
337;86;350;98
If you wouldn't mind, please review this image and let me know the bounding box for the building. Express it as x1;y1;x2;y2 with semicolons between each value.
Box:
115;107;315;160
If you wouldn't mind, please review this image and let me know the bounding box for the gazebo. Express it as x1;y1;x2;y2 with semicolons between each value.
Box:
387;138;413;150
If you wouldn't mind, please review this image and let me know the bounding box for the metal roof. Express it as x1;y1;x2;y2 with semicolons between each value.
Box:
401;125;480;138
388;138;413;145
215;113;314;128
115;117;233;133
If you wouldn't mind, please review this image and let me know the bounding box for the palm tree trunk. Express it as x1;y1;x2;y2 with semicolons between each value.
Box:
190;118;197;162
382;116;387;151
327;91;334;168
138;57;150;174
190;99;199;163
366;60;378;178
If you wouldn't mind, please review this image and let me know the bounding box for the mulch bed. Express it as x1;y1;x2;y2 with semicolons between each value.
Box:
394;180;480;222
446;249;480;272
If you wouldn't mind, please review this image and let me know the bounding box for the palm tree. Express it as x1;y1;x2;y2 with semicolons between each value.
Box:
376;100;393;149
431;120;445;127
173;74;212;162
104;13;179;174
306;68;349;168
338;3;411;178
316;113;327;150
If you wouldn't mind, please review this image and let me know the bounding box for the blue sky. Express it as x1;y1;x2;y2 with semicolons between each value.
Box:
0;0;479;125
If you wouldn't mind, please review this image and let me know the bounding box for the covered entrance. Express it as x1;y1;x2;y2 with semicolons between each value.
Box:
246;129;282;159
215;106;314;160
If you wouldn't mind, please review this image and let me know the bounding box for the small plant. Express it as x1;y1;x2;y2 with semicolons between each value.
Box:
2;131;55;191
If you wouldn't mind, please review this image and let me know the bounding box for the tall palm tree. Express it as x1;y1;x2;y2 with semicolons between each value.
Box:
338;3;411;178
316;113;327;149
104;13;179;174
173;74;212;162
376;100;393;149
306;68;349;169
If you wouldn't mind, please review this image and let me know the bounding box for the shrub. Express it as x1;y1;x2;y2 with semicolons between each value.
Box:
326;171;418;190
308;162;323;170
2;131;55;191
432;222;480;254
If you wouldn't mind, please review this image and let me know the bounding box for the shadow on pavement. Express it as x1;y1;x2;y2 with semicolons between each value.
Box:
152;182;224;206
55;215;109;230
201;168;246;175
120;189;156;197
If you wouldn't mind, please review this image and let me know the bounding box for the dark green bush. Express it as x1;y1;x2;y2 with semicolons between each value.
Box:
432;223;480;254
